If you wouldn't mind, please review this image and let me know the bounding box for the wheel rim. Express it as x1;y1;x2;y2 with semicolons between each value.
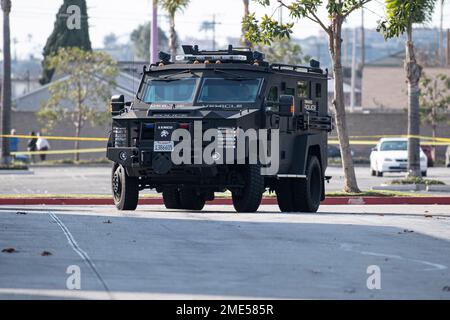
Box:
113;167;123;201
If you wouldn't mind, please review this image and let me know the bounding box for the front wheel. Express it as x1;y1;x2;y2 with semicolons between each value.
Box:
232;165;264;213
292;156;323;213
112;164;139;211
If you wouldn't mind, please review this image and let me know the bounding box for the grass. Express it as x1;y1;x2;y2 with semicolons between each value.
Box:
326;190;420;197
390;177;446;186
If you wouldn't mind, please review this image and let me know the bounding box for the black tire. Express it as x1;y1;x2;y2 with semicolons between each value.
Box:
421;171;427;177
276;179;294;212
292;156;323;213
377;171;383;177
163;188;182;209
179;188;206;211
371;169;376;176
232;165;264;213
112;164;139;211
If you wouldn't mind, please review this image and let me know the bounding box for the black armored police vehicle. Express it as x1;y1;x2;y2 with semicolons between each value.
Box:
106;45;332;213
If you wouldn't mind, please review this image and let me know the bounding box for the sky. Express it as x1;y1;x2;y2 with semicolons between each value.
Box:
1;0;449;60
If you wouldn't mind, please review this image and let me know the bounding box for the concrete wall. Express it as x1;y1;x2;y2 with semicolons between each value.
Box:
332;110;450;161
11;111;109;161
12;110;450;163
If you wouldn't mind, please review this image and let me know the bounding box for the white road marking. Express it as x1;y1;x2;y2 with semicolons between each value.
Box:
340;243;448;271
48;212;113;299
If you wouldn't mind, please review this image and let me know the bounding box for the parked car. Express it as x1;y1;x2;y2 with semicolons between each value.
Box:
420;145;434;167
446;145;450;167
370;138;428;177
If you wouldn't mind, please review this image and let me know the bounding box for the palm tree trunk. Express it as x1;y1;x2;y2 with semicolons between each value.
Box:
1;0;12;165
242;0;252;48
330;15;360;193
169;13;177;62
405;24;422;177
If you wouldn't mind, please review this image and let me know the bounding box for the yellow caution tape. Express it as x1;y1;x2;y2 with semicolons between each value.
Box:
329;140;449;146
0;134;108;142
344;135;450;143
12;148;106;156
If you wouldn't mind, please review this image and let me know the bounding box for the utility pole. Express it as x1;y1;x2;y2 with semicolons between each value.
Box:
1;0;12;165
350;28;357;112
360;8;365;70
212;14;216;51
439;0;444;66
150;0;158;64
447;29;450;66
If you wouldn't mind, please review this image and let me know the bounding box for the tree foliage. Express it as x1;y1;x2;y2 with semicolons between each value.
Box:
256;39;310;65
419;73;450;127
41;0;92;84
39;48;118;159
130;23;169;61
377;0;436;39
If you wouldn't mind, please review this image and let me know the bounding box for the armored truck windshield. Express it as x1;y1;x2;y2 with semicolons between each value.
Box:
141;76;263;105
142;78;198;104
198;78;262;103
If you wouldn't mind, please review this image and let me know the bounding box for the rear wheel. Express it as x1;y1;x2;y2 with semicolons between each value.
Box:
371;169;376;176
179;188;206;211
377;170;383;177
421;171;427;177
292;156;322;213
112;164;139;211
163;188;181;209
232;165;264;213
275;179;294;212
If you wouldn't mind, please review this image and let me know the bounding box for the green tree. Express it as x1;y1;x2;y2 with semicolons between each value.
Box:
419;73;450;159
1;0;12;165
130;22;168;61
160;0;190;61
38;48;118;161
41;0;92;84
243;0;372;193
257;38;310;65
378;0;436;177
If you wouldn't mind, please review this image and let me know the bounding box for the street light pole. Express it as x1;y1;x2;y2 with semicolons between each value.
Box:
150;0;158;64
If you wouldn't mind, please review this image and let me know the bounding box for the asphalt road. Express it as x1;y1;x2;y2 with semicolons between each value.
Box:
1;165;450;195
1;204;450;299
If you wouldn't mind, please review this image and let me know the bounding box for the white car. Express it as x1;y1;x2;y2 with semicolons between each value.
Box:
370;138;428;177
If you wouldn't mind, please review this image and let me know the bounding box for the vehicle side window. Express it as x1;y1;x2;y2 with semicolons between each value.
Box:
285;87;295;96
267;86;278;102
297;81;309;98
315;83;322;98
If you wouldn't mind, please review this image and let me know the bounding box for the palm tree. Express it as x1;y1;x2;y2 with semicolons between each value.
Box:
1;0;12;165
379;0;437;177
160;0;190;61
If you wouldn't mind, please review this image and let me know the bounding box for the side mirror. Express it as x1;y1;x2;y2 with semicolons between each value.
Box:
278;95;295;117
111;95;125;116
371;147;377;152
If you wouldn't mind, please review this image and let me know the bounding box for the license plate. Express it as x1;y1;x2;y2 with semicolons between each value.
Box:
154;141;174;152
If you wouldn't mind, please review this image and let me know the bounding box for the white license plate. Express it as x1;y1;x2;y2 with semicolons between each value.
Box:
154;141;174;152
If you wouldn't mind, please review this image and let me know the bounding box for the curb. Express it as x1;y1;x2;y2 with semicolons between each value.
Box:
1;197;450;206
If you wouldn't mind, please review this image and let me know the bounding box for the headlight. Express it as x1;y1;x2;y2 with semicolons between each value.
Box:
113;127;128;148
384;158;393;162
